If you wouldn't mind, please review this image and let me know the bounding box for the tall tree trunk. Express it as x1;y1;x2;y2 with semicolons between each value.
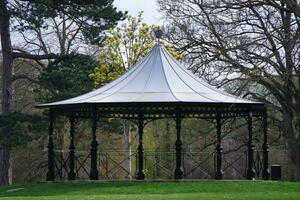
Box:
291;150;300;180
0;149;12;184
295;96;300;180
123;120;132;179
0;0;14;185
283;109;300;181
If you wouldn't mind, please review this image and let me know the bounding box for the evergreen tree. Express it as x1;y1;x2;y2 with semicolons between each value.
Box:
0;0;124;184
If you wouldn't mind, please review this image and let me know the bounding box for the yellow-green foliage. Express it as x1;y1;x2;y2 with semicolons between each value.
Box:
89;12;184;87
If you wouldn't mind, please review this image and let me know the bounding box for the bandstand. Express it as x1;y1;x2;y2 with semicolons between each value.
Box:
37;40;270;181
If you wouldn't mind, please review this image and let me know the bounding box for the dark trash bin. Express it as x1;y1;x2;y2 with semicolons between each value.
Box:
271;165;281;180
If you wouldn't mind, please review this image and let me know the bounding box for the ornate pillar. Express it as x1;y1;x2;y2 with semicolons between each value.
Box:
46;109;55;181
136;114;145;180
89;107;99;180
215;113;223;179
262;110;270;180
247;111;256;180
68;116;76;180
174;112;183;179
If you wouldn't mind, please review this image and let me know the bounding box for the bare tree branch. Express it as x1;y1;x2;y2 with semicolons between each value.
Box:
12;51;57;60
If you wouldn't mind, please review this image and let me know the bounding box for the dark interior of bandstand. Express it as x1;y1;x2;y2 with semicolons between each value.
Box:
41;102;271;181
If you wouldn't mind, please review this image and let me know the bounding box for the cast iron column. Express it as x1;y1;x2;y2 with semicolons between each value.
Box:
215;113;223;179
136;114;145;180
68;116;76;180
262;110;270;180
174;112;184;179
247;111;256;180
89;107;99;180
46;110;55;181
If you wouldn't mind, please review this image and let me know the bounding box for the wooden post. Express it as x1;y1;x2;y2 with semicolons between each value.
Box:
215;113;223;179
136;114;145;180
262;110;270;180
46;109;55;181
68;116;76;180
247;111;256;180
174;112;183;179
89;107;99;180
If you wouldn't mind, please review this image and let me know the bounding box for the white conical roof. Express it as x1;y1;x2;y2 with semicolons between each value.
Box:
39;44;259;107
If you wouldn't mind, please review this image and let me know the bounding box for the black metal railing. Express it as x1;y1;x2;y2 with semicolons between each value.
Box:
33;148;264;180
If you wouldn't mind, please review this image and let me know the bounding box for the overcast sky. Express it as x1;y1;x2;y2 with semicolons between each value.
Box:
0;1;165;52
114;0;165;25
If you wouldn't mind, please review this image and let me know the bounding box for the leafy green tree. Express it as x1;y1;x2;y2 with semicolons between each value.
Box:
90;12;184;86
38;53;97;102
0;112;47;149
0;0;124;184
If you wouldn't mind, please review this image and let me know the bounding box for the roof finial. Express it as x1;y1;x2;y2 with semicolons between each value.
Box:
154;28;163;44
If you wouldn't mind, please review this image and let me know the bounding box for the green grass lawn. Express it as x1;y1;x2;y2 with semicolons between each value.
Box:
0;181;299;200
